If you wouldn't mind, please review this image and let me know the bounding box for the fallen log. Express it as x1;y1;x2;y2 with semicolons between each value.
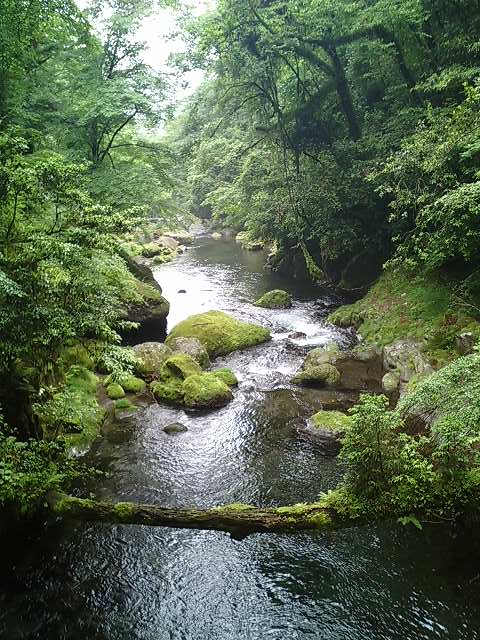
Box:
46;492;360;540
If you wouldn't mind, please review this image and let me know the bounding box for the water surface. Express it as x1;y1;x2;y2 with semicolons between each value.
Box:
1;238;478;640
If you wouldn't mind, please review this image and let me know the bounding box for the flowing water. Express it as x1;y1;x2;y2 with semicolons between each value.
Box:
1;237;479;639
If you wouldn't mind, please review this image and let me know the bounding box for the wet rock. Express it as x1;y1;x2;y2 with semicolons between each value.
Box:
178;289;187;294
291;364;341;387
382;371;400;394
211;367;238;386
293;343;383;392
182;373;233;409
302;410;352;455
168;336;210;367
133;342;173;376
288;331;307;339
255;289;292;309
211;232;222;240
163;422;188;434
166;310;271;358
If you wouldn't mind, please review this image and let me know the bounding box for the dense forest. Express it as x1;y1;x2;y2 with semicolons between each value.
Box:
2;0;480;580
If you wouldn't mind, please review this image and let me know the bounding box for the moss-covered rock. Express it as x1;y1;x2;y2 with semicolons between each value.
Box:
168;336;210;367
115;397;137;410
161;354;202;379
254;289;292;309
66;365;99;395
166;311;271;358
311;410;352;431
118;374;146;394
182;373;233;409
291;364;341;387
150;379;184;405
133;342;173;376
212;368;238;386
141;242;163;258
106;383;125;400
62;343;95;370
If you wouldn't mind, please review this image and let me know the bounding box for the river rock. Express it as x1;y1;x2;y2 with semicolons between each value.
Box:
383;339;434;396
293;343;383;392
304;410;352;455
288;331;307;339
133;342;173;376
163;422;188;434
255;289;292;309
165;311;271;358
163;231;194;245
182;373;233;409
168;336;211;367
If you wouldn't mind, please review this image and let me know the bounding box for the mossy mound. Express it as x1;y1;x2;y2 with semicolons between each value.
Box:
168;336;210;367
150;378;184;405
212;368;238;386
141;242;163;258
255;289;292;309
150;354;204;406
62;343;95;370
311;410;352;432
133;342;173;376
115;398;138;411
106;383;125;400
166;311;271;358
328;269;480;364
182;373;233;409
66;365;99;395
118;374;146;394
161;354;202;379
291;364;341;387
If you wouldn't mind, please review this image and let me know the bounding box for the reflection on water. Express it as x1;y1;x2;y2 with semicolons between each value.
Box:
1;238;479;640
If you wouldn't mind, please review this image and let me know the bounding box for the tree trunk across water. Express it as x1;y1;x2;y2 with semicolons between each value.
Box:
46;492;361;540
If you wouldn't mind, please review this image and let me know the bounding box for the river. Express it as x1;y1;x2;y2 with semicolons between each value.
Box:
1;237;479;639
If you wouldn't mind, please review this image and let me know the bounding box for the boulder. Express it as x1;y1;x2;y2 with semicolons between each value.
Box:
382;371;400;394
291;364;341;387
211;232;222;240
163;422;188;434
292;342;383;392
133;342;173;376
182;373;233;409
255;289;292;309
157;235;179;250
161;354;202;379
305;410;352;455
165;311;271;358
106;383;125;400
168;336;210;367
288;331;307;339
212;368;238;386
163;231;194;245
119;270;170;345
383;339;434;396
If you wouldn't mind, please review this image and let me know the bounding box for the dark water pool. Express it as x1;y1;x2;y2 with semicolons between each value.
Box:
1;238;479;639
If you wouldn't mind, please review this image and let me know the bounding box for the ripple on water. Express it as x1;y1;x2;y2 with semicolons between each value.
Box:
1;238;479;640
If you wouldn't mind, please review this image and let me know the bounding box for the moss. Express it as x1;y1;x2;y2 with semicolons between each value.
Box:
133;342;173;376
141;242;162;257
311;410;352;432
291;364;341;387
162;354;202;380
212;503;255;512
119;241;143;257
150;378;184;405
115;398;137;410
62;343;95;370
106;383;125;400
166;310;271;358
275;502;333;527
255;289;292;309
152;253;174;265
329;269;480;363
113;502;136;521
118;374;146;393
66;365;99;395
168;337;211;367
212;368;238;386
182;373;233;409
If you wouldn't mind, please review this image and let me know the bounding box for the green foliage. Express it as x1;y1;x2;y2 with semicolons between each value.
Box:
341;358;480;518
0;433;86;511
